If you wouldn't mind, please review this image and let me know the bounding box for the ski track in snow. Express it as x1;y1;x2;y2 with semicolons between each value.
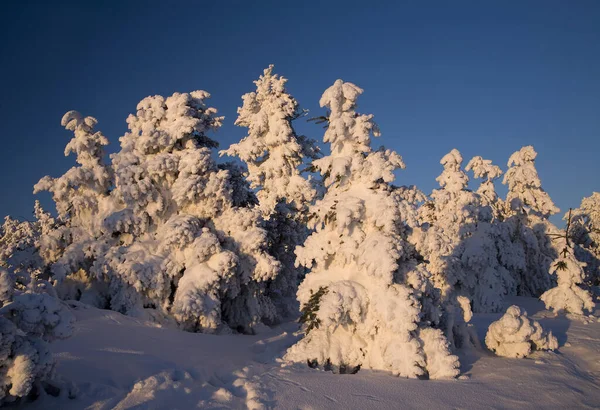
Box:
24;296;600;410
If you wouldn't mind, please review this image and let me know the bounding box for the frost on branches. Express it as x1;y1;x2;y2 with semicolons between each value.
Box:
0;270;74;404
570;192;600;287
103;91;281;333
285;80;459;379
221;66;319;319
485;305;558;358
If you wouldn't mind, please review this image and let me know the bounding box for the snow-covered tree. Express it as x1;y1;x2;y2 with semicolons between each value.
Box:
285;80;459;379
414;149;482;297
221;66;319;318
413;150;513;314
0;278;74;405
101;90;281;332
31;111;117;308
540;232;595;315
35;111;112;225
0;201;64;295
0;216;41;289
465;155;503;217
570;192;600;287
222;65;318;216
503;146;559;218
500;146;560;297
485;305;558;358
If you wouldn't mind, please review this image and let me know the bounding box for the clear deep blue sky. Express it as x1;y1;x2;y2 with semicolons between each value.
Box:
1;1;598;225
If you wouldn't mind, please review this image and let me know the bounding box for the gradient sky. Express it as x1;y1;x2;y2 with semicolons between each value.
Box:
1;1;599;226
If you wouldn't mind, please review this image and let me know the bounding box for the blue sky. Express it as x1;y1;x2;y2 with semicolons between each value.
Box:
1;1;598;226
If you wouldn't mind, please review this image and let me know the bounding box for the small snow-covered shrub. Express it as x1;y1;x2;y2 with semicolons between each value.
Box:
540;251;594;315
0;290;74;404
485;305;557;358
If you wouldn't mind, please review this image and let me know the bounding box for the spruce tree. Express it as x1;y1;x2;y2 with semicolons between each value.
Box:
285;80;458;379
221;66;319;319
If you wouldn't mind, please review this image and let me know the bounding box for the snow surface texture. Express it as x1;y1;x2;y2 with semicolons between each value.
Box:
485;305;558;358
285;80;459;379
20;297;600;409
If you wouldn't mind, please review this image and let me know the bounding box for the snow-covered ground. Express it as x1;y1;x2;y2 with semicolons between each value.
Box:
26;297;600;409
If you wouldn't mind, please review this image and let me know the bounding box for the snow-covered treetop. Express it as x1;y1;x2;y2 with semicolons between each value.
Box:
466;155;503;204
61;111;109;168
578;192;600;221
319;80;378;153
569;192;600;254
313;80;403;188
465;156;502;184
571;192;600;229
502;146;559;218
120;91;223;155
34;111;112;220
221;65;317;215
112;91;227;219
435;149;468;193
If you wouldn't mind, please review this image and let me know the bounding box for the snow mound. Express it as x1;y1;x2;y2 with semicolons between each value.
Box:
485;305;558;358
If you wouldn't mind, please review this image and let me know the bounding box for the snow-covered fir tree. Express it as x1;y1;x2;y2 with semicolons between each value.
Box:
499;146;560;297
413;150;513;313
0;269;74;404
540;225;595;315
462;155;516;312
0;215;42;290
32;111;116;308
0;201;65;295
221;65;319;319
503;146;559;218
414;149;481;297
100;90;281;332
285;80;459;379
465;155;503;218
35;111;112;226
570;192;600;287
